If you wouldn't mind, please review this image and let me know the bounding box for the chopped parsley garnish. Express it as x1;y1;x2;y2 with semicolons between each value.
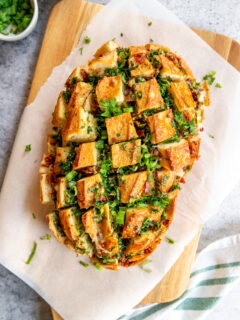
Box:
25;241;37;264
79;261;89;268
79;47;83;55
203;71;216;85
139;259;152;273
87;126;93;134
215;83;222;88
40;234;52;240
100;98;123;118
59;148;76;174
25;144;31;152
112;37;116;41
120;32;123;37
166;237;175;244
150;38;154;42
63;88;71;104
84;36;91;44
32;213;36;219
96;140;104;149
174;111;196;138
209;134;215;139
148;22;152;26
0;0;33;35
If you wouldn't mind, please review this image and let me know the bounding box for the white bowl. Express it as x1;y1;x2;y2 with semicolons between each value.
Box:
0;0;38;42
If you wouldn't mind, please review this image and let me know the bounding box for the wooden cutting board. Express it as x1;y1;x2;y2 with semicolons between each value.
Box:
26;0;240;318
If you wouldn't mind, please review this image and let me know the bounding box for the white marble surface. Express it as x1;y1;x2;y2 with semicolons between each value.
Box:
0;0;240;319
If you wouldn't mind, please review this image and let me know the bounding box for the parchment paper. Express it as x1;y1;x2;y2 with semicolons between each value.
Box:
1;0;240;319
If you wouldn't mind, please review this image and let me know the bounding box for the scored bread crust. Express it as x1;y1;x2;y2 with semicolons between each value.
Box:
39;40;210;270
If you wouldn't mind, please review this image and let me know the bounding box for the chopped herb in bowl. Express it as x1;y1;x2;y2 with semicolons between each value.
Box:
0;0;34;36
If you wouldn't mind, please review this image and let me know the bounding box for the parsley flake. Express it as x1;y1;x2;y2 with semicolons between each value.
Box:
215;83;222;88
203;71;216;85
209;134;215;139
84;36;91;44
25;144;31;152
166;237;175;244
148;22;152;26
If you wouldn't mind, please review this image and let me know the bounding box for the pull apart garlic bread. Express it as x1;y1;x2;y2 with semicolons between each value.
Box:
39;41;210;270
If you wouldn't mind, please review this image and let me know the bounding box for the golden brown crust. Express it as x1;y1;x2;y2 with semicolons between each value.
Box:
40;40;210;270
105;112;138;144
111;139;141;168
119;171;148;203
158;139;191;171
76;174;104;209
135;78;165;114
73;142;98;170
96;75;124;107
147;109;175;144
168;81;196;111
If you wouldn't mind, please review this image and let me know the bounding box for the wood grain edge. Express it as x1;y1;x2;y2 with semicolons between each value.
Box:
141;226;201;304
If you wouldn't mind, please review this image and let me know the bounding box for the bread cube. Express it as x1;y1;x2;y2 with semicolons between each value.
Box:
171;52;195;80
72;142;98;170
56;177;68;209
52;91;68;128
125;230;156;255
147;109;175;144
165;189;179;222
64;234;93;257
135;78;164;114
46;212;66;243
122;207;149;238
47;134;57;156
76;174;104;209
198;81;210;107
129;46;148;57
40;174;54;204
96;75;124;107
148;206;164;223
82;203;112;239
82;204;118;257
94;40;120;58
119;171;148;203
168;81;196;111
105;112;138;144
88;50;118;76
129;53;155;78
158;55;183;80
188;135;201;166
111;139;141;168
157;169;176;193
157;139;191;172
67;82;92;113
39;153;54;174
62;107;97;145
53;147;71;175
59;207;82;241
65;66;89;87
145;43;170;52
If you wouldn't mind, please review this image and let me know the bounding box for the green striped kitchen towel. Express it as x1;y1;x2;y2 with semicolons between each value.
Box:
119;234;240;320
